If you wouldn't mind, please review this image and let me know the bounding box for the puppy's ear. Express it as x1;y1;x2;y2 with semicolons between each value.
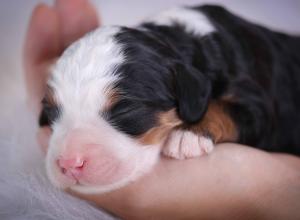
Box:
172;63;211;124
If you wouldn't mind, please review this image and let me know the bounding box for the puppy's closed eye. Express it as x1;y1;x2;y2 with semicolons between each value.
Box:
39;98;61;127
42;4;300;195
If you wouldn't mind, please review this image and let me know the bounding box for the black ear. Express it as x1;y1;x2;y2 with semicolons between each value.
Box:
173;63;212;124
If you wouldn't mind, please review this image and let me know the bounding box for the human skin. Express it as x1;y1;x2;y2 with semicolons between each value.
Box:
23;0;300;219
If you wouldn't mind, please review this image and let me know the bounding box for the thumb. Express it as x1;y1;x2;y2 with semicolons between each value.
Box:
55;0;100;48
23;4;61;112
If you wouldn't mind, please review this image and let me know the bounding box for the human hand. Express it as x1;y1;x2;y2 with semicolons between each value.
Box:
23;0;99;113
70;143;300;220
24;1;300;219
23;0;99;152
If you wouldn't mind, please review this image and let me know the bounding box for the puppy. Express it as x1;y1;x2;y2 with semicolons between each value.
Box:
39;5;300;194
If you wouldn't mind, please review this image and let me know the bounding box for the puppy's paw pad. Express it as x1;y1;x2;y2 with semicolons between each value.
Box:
162;130;214;159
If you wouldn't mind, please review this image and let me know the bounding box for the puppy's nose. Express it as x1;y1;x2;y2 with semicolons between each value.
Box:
57;156;85;179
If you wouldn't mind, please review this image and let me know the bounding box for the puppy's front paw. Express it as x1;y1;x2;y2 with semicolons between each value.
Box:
162;130;214;159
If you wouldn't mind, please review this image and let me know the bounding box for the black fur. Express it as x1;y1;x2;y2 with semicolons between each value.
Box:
197;5;300;153
40;5;300;155
107;5;300;154
173;63;212;124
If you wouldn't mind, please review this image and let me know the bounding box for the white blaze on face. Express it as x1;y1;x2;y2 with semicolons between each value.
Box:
45;26;160;194
145;7;215;36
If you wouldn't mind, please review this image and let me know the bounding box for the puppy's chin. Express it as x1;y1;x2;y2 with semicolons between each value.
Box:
45;131;160;194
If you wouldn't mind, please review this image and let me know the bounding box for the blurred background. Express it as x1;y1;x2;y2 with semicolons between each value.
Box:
0;1;299;219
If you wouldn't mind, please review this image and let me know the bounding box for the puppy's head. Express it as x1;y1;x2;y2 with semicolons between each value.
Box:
40;26;211;194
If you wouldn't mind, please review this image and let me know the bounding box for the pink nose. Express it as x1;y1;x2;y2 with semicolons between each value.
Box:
57;156;85;180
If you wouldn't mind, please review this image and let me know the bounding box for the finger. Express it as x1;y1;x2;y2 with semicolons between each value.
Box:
55;0;100;48
23;4;61;111
24;4;60;66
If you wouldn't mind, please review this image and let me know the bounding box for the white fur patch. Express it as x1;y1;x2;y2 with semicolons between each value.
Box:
163;130;214;160
45;8;216;194
49;26;123;122
46;26;160;194
145;7;216;36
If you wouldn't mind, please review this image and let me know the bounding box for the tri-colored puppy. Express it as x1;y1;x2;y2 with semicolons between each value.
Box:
39;5;300;194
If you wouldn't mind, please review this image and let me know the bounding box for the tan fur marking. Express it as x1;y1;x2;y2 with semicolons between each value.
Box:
191;101;238;143
103;88;119;111
139;109;182;145
139;101;237;146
